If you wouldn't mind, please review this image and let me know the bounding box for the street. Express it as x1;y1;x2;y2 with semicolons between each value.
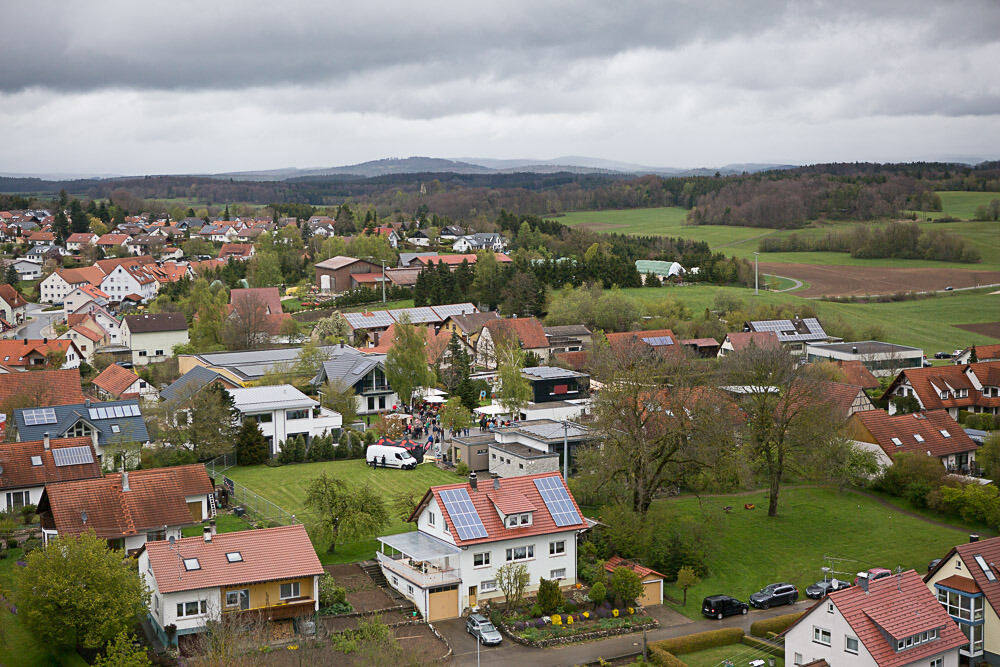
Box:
436;600;809;667
15;303;62;339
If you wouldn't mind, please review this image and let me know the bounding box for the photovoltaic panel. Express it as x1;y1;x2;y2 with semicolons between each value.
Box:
641;336;674;346
533;476;582;527
52;446;95;467
439;488;488;540
23;408;57;426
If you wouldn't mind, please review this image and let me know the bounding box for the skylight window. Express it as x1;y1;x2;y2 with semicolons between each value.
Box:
891;437;903;446
974;554;996;582
940;430;951;438
225;552;243;563
30;455;43;466
183;558;201;571
111;424;120;433
914;434;925;443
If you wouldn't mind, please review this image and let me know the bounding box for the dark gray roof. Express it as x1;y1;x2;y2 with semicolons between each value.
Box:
398;252;438;267
521;366;587;380
312;347;386;387
543;325;591;337
15;400;149;446
124;312;188;333
189;345;341;381
160;366;232;402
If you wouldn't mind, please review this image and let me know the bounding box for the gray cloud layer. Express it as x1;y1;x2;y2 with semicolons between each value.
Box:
1;0;998;174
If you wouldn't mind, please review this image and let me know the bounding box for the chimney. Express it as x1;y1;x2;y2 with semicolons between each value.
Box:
469;471;478;491
122;471;130;492
852;346;858;354
90;430;99;449
970;534;980;543
43;432;50;450
203;526;212;543
43;337;47;344
210;520;217;536
492;471;500;491
85;398;91;407
857;572;869;594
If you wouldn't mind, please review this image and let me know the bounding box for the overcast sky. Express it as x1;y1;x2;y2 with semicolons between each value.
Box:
2;0;998;176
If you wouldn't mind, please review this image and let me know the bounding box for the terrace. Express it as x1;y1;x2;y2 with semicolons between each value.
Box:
377;531;462;589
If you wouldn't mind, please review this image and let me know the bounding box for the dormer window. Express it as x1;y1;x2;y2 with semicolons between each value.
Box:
941;391;949;399
506;513;532;528
894;628;938;651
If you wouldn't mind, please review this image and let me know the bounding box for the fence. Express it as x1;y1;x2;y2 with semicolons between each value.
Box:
220;475;299;527
204;452;238;478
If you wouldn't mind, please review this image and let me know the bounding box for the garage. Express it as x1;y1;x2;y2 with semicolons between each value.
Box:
427;583;459;621
604;555;665;607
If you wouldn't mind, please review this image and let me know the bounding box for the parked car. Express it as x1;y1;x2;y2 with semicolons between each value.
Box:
944;286;954;291
805;579;852;599
365;444;417;470
854;567;892;586
749;583;798;609
928;558;942;572
934;352;952;359
701;595;748;619
466;613;502;645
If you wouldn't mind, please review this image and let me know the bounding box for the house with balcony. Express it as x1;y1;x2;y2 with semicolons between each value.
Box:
783;569;966;667
139;524;323;648
377;471;587;621
226;385;342;456
925;534;1000;665
311;345;398;415
849;409;981;474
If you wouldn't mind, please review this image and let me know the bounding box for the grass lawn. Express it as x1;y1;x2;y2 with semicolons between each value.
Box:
557;207;765;248
760;274;804;292
652;487;983;620
181;511;253;537
340;298;414;313
223;459;463;564
678;643;784;667
936;191;1000;220
621;285;1000;352
0;547;88;666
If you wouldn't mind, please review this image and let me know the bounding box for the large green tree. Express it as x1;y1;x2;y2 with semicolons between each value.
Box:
305;473;389;552
234;418;270;465
495;333;531;418
15;532;149;651
385;316;434;409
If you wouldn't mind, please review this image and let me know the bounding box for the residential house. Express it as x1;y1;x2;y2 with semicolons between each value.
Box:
378;471;587;621
605;329;679;357
822;380;879;418
883;361;1000;417
93;363;158;401
227;385;342;456
58;322;108;362
67;304;122;346
122;312;189;365
25;230;55;246
218;243;255;261
925;534;1000;663
38;464;214;551
0;284;29;324
8;259;42;281
439;225;465;243
64;233;99;252
198;224;238;243
831;360;881;390
543;325;593;356
452;233;508;253
782;569;965;667
39;265;104;303
807;341;924;377
849;409;981;473
160;366;240;404
744;317;834;357
310;220;336;237
718;331;782;357
440;311;500;349
681;338;721;358
363;323;451;367
99;260;159;303
397;252;438;267
0;369;86;423
177;345;343;385
63;284;109;313
126;234;166;256
954;344;1000;365
0;436;102;511
139;524;323;647
14;398;150;463
342;303;478;342
311;344;398;415
407;230;431;247
227;287;292;343
455;419;592;477
0;338;83;369
96;233;132;250
604;555;664;607
412;253;512;269
383;266;422;288
477;317;549;368
314;256;381;293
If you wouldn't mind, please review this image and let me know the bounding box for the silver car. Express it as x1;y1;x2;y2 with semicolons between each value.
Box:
466;613;503;645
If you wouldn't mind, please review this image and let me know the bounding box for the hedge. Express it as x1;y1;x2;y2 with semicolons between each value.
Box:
749;612;803;638
649;645;688;667
741;635;784;657
651;627;744;655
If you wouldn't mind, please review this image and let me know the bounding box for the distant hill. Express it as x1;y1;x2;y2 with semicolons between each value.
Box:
218;157;495;181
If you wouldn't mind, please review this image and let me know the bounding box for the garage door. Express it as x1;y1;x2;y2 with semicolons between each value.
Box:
639;579;662;607
427;584;459;621
187;501;203;522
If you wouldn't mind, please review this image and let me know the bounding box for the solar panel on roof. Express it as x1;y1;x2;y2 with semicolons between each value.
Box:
129;404;141;416
641;336;674;346
52;446;95;467
533;476;582;527
439;488;488;540
22;408;57;426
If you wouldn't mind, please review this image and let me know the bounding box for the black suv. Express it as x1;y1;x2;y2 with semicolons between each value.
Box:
805;579;851;599
702;595;749;619
749;583;798;609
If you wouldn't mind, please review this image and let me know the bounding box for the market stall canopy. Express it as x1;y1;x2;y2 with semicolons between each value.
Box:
474;403;509;416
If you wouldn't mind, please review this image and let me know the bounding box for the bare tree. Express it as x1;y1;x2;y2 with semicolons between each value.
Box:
222;293;271;350
189;608;269;666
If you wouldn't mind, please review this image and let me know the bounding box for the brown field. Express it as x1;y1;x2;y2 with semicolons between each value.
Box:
955;322;1000;339
759;263;1000;297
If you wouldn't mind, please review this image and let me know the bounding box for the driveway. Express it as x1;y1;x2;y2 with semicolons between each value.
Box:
437;601;810;667
16;303;62;339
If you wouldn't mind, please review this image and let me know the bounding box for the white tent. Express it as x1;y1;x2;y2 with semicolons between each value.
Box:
415;387;447;399
474;403;508;416
423;395;446;404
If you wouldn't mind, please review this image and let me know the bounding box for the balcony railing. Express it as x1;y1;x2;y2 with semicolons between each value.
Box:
222;598;316;621
376;551;461;588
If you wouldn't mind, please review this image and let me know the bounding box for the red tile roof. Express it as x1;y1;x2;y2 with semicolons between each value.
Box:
0;339;79;367
885;361;1000;412
65;233;97;244
605;329;679;355
92;364;142;398
553;350;589;371
854;409;978;460
55;265;104;287
218;243;254;258
0;368;86;407
414;253;511;266
724;331;781;351
484;317;548;350
832;360;880;389
95;255;155;275
0;284;28;309
935;574;980;595
415;472;587;547
230;287;284;316
821;381;871;417
604;555;665;581
96;233;130;245
145;524;323;594
69;323;104;343
368;324;451;363
789;570;965;667
680;337;720;348
960;343;1000;362
0;437;101;491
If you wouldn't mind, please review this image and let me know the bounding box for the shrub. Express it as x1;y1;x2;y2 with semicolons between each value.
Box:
651;628;744;655
20;504;37;523
0;519;15;541
588;582;607;608
565;601;578;613
649;645;688;667
749;612;804;638
319;573;347;608
456;461;470;477
610;567;644;606
529;603;542;618
537;577;563;615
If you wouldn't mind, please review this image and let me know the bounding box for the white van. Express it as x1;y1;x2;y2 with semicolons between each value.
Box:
366;445;417;470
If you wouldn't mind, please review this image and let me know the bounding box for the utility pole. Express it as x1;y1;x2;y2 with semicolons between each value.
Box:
753;251;759;296
562;421;569;482
381;258;386;303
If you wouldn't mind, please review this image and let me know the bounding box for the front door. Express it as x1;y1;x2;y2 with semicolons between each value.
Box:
468;585;477;607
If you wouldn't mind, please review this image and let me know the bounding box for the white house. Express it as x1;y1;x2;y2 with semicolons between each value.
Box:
783;569;966;667
0;436;102;512
100;263;159;302
63;284;109;313
9;259;42;281
65;232;98;251
226;384;343;457
377;471;587;621
121;312;190;365
39;266;104;303
806;341;924;378
452;233;507;253
139;525;323;647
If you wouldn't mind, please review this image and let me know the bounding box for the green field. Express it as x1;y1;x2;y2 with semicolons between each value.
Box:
223;459;463;564
622;285;1000;353
653;487;982;620
932;191;999;220
557;207;765;248
679;644;785;667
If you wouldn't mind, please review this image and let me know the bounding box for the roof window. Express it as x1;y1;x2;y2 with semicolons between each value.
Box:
940;430;951;438
225;552;243;563
183;558;201;571
913;434;925;443
891;437;903;446
30;455;43;466
111;424;120;433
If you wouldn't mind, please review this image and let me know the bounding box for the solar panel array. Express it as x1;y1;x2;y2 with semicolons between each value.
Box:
749;318;826;342
22;408;57;425
430;303;477;318
52;446;95;467
344;303;478;330
88;404;141;420
439;488;488;540
523;366;576;379
534;476;582;527
344;310;395;329
641;336;674;347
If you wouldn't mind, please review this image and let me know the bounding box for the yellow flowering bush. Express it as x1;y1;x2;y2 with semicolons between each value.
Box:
612;608;620;617
582;611;590;619
566;615;573;625
627;607;635;615
551;614;562;625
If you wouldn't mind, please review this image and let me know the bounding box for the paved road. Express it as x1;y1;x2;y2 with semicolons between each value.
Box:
438;600;809;666
762;273;804;293
16;303;62;339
